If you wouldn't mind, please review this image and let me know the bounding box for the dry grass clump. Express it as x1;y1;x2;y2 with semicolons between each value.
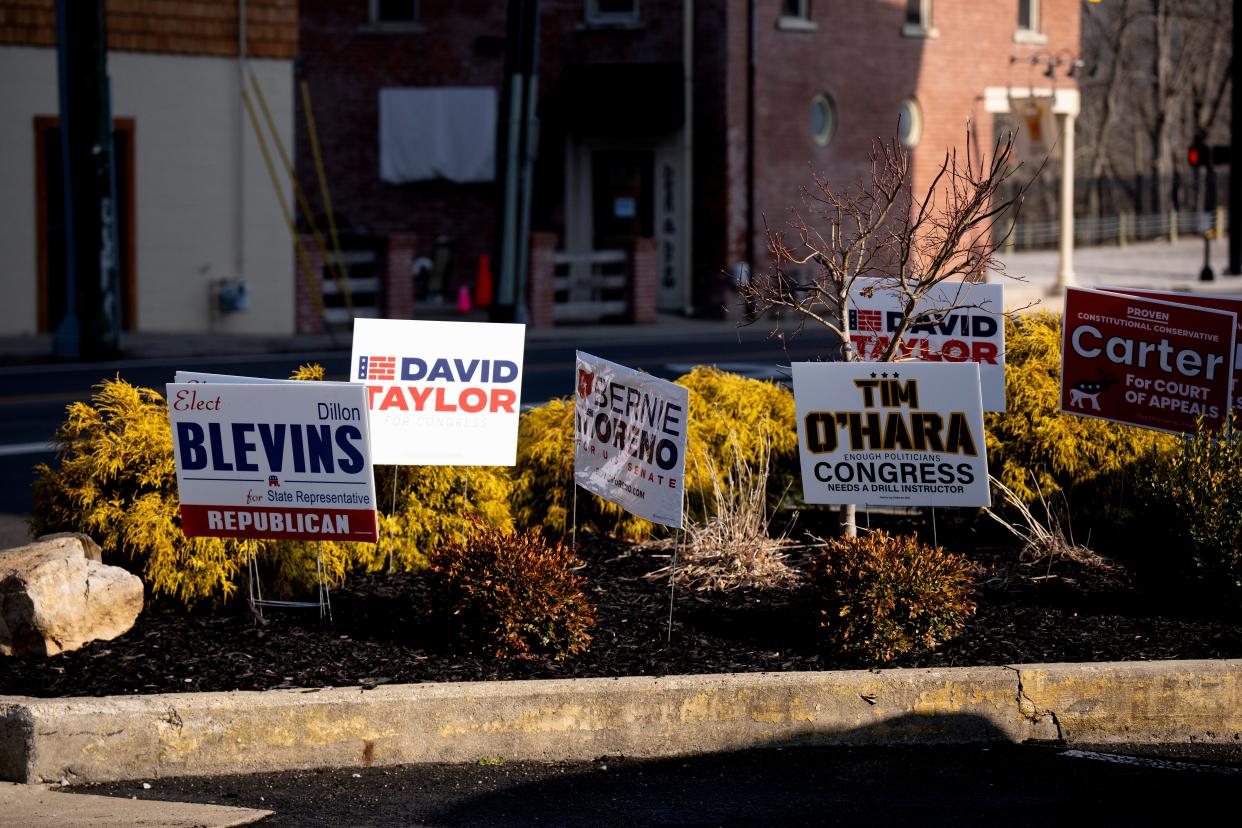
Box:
645;432;797;592
985;474;1120;583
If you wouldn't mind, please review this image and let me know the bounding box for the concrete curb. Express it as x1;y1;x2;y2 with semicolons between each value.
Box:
2;659;1239;784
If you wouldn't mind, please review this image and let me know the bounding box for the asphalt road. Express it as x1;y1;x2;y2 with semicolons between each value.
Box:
0;324;838;522
71;743;1242;827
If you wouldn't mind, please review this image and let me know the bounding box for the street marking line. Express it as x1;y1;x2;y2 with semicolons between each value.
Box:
1061;749;1242;775
0;441;55;457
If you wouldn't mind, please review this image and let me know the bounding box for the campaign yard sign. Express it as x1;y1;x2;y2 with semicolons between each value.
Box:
1061;287;1236;433
574;351;689;529
167;382;378;543
350;319;526;465
847;279;1006;411
1099;288;1242;414
792;361;990;508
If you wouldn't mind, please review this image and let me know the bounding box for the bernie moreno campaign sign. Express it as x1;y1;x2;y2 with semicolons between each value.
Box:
167;382;378;543
1099;287;1242;414
1061;287;1236;433
574;351;689;529
350;318;525;466
793;361;990;508
846;279;1006;411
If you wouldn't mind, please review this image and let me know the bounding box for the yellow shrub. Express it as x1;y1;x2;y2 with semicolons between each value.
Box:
510;398;647;540
678;367;799;520
30;379;250;606
362;464;514;573
986;312;1174;503
511;368;798;542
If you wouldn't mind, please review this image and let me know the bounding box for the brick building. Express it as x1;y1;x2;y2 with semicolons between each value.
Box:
0;0;299;337
295;0;1079;329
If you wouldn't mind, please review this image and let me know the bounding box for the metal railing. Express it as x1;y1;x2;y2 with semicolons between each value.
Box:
552;249;628;322
1001;208;1227;251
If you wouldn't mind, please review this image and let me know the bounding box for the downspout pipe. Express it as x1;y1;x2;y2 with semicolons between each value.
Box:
745;0;755;273
682;0;695;315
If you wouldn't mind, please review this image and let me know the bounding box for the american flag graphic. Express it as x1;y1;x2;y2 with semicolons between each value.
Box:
852;309;883;332
358;355;396;380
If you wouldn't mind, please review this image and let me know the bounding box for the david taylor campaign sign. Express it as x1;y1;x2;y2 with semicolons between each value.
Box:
1061;287;1236;434
574;352;689;529
167;382;379;543
351;318;525;465
847;279;1006;411
793;362;990;508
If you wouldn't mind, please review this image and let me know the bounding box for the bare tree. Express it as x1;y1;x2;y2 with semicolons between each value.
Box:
741;129;1027;536
1078;0;1232;217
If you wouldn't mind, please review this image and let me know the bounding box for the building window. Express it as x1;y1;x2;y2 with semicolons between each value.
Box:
373;0;418;23
898;98;923;148
585;0;640;27
902;0;938;38
811;92;837;146
1014;0;1046;43
778;0;816;31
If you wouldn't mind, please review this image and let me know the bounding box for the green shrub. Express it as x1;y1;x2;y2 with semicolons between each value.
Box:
807;530;976;662
511;368;797;541
425;525;595;660
1136;415;1242;590
986;312;1174;503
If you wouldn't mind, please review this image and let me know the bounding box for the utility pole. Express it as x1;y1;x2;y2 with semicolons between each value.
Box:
55;0;122;358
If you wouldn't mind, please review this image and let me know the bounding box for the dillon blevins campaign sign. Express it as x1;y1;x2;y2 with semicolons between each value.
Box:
167;381;379;543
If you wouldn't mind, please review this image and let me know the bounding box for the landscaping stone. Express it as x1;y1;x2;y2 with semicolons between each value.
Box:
0;535;143;657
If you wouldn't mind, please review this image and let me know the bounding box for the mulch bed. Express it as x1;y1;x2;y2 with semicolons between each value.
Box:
3;514;1242;698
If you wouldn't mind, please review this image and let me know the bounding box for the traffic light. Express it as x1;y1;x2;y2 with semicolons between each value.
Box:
1188;139;1231;168
1189;139;1208;168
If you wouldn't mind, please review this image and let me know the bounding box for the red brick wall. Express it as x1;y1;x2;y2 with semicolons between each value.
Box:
385;232;418;319
627;236;658;324
294;237;326;334
0;0;297;58
747;0;1079;271
527;232;557;329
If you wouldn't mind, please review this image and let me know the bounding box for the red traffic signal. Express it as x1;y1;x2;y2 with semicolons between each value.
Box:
1188;140;1231;167
1188;141;1208;167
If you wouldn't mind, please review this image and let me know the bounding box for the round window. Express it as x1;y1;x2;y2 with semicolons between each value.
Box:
811;93;837;146
898;98;923;147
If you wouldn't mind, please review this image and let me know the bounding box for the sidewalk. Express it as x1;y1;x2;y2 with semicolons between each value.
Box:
996;235;1242;311
4;238;1239;368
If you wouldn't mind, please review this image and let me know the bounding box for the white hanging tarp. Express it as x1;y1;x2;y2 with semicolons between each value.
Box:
379;86;496;184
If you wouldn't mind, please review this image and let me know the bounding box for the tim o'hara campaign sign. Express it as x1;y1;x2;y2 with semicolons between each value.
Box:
792;361;990;508
350;319;525;465
1061;287;1236;433
1099;288;1242;414
574;352;688;529
167;382;379;543
847;279;1006;411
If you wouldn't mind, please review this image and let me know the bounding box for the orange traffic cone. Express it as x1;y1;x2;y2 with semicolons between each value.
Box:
474;254;494;309
457;284;473;314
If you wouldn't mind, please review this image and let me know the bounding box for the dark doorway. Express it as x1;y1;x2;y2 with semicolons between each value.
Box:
591;149;654;249
35;115;136;333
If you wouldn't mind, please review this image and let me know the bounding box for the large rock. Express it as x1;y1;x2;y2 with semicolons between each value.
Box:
0;534;143;657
